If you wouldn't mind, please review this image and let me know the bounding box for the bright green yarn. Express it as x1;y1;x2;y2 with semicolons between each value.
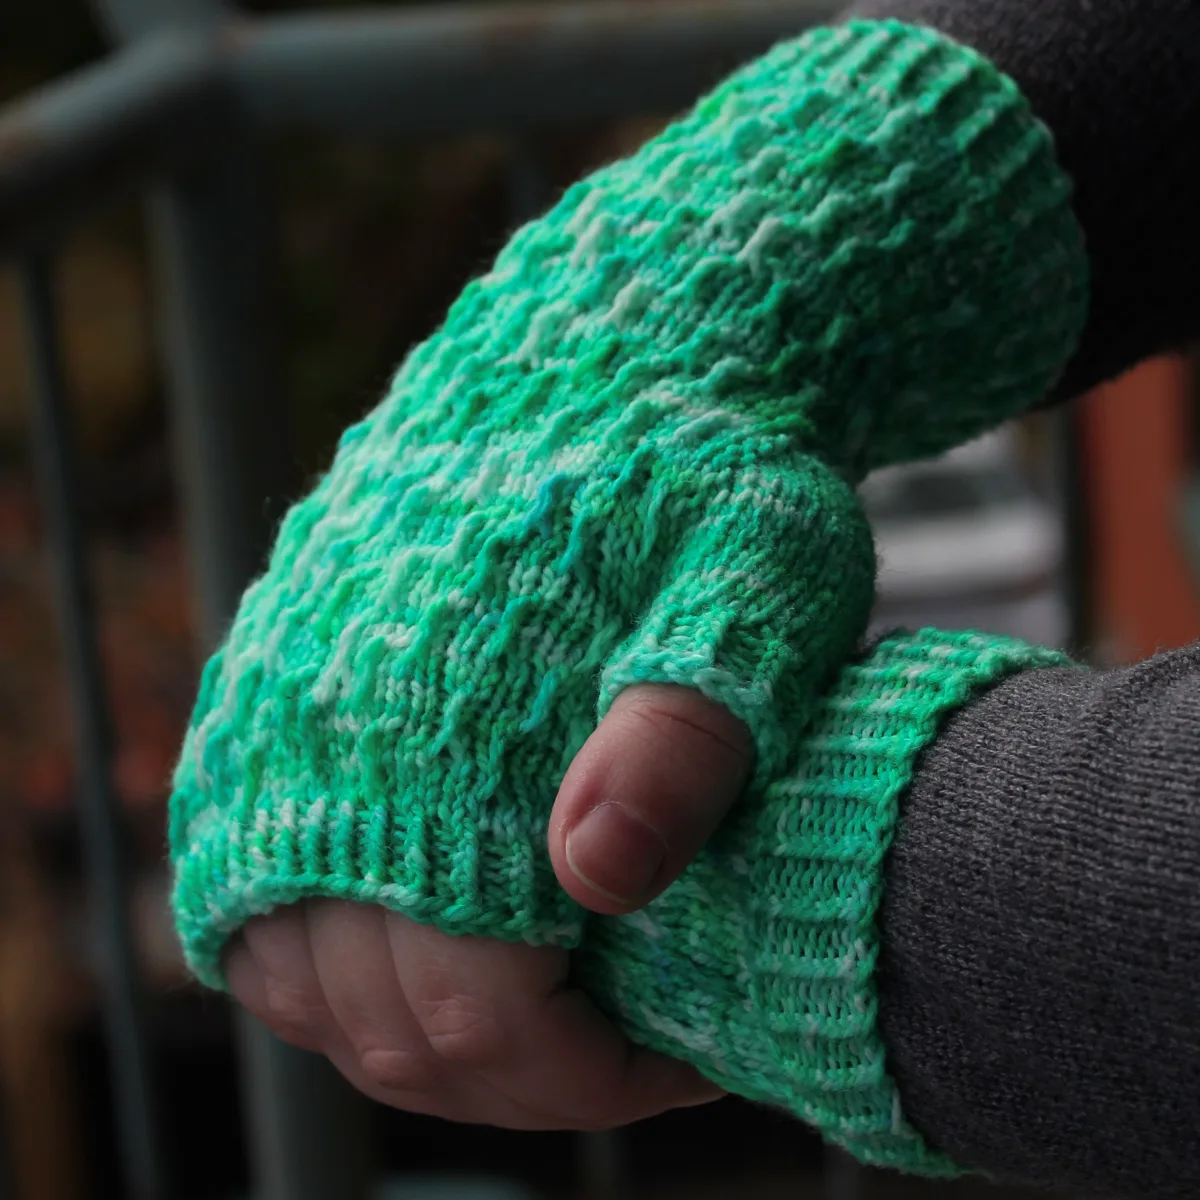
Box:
577;628;1077;1174
170;19;1088;1175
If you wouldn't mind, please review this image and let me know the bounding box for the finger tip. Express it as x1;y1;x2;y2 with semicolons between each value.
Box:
551;683;749;918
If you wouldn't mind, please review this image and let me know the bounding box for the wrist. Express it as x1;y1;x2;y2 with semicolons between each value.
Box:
577;627;1079;1174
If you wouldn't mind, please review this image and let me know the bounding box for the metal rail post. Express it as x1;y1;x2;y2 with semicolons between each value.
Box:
20;256;169;1200
78;4;374;1197
148;104;377;1200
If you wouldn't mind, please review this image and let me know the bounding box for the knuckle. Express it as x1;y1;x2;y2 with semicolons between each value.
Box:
261;977;326;1042
418;995;506;1067
358;1046;439;1095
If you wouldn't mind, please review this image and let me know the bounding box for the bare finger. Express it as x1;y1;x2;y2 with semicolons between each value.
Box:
386;914;723;1129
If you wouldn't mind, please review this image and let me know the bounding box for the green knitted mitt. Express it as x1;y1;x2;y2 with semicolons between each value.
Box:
574;627;1078;1173
170;19;1086;1171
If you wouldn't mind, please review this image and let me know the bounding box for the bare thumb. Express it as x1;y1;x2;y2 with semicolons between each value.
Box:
549;684;752;916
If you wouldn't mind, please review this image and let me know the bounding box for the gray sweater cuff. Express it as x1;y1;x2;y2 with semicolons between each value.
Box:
877;644;1200;1199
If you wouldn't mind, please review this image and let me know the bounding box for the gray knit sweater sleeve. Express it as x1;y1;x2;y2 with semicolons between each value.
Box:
878;649;1200;1199
835;2;1200;1196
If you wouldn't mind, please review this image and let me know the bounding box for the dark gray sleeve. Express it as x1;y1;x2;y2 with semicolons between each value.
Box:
845;0;1200;400
877;644;1200;1199
830;5;1200;1190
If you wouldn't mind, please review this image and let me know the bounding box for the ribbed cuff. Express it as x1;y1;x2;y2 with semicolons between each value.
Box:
576;628;1077;1176
170;677;588;989
639;17;1087;472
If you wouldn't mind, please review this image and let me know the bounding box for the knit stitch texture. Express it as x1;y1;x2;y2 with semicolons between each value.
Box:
170;19;1086;1172
575;628;1075;1173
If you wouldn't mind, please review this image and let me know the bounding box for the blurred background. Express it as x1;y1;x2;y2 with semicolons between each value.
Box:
2;1;1198;1198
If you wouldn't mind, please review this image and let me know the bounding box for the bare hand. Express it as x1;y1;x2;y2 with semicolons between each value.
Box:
225;897;723;1131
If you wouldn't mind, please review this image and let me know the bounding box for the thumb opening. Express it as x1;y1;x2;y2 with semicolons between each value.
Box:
549;684;752;915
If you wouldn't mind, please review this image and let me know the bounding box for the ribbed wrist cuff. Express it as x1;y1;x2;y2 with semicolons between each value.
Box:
577;628;1077;1176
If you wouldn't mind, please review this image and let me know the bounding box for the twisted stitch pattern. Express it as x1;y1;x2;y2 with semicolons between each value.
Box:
170;20;1087;1174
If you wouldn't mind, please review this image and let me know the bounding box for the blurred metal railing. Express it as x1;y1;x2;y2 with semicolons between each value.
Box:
2;2;849;1198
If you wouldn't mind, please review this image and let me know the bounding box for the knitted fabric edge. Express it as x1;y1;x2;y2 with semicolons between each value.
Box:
576;627;1078;1176
171;17;1089;990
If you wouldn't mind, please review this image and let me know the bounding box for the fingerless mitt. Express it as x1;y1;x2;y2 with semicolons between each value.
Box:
170;18;1087;1175
575;628;1077;1174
